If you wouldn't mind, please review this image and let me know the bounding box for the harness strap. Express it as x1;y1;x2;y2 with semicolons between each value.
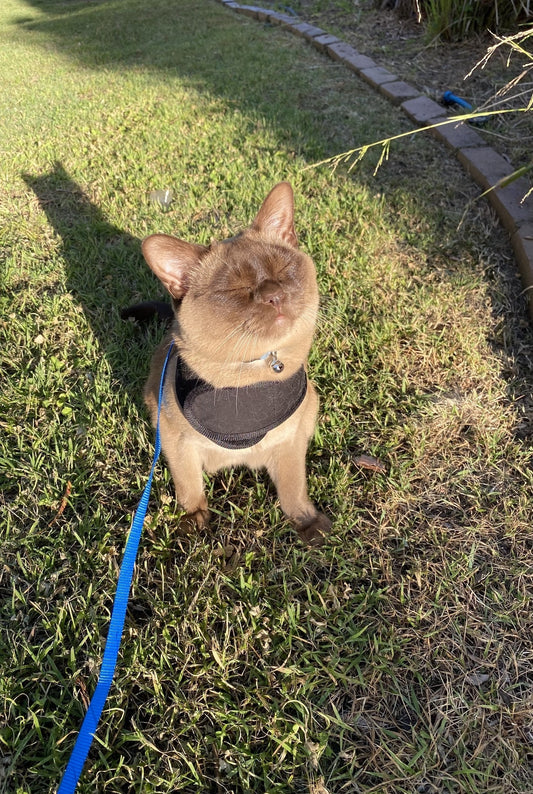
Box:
174;354;307;450
58;342;174;794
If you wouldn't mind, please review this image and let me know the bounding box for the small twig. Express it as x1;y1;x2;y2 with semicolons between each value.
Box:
48;481;72;526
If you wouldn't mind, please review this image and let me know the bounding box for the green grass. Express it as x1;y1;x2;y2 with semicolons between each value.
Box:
2;0;533;792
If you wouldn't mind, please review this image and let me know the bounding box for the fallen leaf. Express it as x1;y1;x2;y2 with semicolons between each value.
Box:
354;453;387;473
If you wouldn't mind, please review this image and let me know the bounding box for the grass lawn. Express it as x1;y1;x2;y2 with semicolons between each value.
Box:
1;0;533;792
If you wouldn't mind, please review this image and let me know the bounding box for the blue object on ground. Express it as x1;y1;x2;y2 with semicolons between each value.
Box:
442;91;488;125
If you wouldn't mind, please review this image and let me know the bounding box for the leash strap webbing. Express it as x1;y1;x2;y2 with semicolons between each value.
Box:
58;342;174;794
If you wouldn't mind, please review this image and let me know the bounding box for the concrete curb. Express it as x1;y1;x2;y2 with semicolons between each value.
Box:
217;0;533;320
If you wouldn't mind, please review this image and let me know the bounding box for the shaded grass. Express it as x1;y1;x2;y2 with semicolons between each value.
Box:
1;0;533;793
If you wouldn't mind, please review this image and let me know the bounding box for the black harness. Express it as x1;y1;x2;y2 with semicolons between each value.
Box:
174;353;307;449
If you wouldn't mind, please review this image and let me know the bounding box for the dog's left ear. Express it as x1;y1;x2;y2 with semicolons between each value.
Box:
251;182;298;248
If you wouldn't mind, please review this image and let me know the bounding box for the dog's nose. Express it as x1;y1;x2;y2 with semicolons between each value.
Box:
255;280;284;310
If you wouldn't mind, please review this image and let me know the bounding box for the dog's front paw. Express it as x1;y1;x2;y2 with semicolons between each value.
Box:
296;512;332;547
178;507;210;535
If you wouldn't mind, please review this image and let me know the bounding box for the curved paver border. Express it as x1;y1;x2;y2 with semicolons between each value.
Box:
217;0;533;320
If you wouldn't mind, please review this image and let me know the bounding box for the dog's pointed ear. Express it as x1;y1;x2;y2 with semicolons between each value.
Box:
251;182;298;248
141;234;209;299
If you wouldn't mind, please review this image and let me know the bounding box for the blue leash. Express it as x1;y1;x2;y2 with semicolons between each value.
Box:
58;342;174;794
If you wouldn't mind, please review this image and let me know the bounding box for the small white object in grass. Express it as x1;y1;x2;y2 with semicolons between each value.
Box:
466;672;491;686
149;188;173;210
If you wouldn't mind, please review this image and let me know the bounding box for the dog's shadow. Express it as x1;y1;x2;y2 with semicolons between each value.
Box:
23;162;161;394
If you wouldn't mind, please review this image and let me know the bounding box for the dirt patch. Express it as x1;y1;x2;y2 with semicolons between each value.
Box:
294;1;533;172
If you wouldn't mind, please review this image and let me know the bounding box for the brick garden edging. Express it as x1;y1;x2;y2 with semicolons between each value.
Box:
217;0;533;320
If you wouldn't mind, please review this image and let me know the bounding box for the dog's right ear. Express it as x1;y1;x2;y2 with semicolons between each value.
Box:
142;234;209;299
